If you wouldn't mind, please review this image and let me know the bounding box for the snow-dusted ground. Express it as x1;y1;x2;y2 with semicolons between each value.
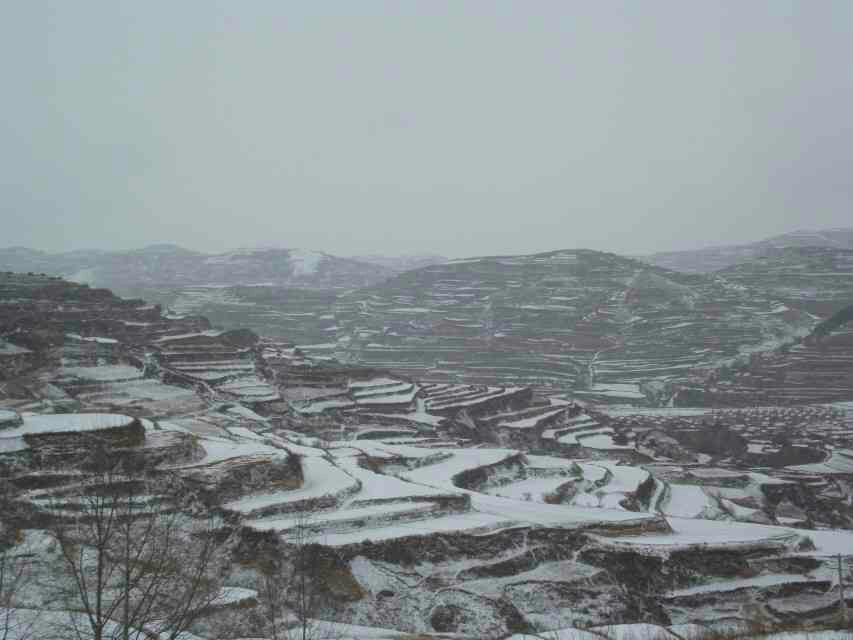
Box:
155;329;224;343
511;626;853;640
76;379;196;402
224;455;356;514
575;383;646;400
662;484;715;519
400;449;656;527
564;461;649;509
311;511;514;546
499;407;567;429
214;437;670;546
334;454;448;501
0;340;32;355
485;475;572;501
578;431;634;450
167;434;281;467
605;516;853;554
401;447;519;483
598;406;714;418
789;449;853;474
1;413;135;437
245;502;432;532
7;402;853;638
668;573;818;597
65;333;118;344
7;405;847;559
59;364;142;381
289;248;325;276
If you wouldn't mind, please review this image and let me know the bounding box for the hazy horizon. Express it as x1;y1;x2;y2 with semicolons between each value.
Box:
4;224;853;261
3;2;851;259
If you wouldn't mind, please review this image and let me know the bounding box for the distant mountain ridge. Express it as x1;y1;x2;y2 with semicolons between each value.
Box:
640;227;853;273
3;227;849;299
0;244;395;292
348;253;448;272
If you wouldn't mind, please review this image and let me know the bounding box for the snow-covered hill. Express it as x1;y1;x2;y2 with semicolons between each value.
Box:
0;245;395;291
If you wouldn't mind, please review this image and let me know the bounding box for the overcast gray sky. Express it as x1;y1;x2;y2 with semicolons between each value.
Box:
2;1;851;258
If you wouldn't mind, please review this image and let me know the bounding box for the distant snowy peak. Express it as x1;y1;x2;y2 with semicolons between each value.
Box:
0;245;392;291
206;248;327;277
287;249;325;277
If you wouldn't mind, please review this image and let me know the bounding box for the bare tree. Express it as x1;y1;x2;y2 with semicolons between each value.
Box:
44;465;228;640
254;510;342;640
0;497;37;640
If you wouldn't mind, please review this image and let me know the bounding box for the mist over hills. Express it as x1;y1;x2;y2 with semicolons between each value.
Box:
3;227;850;292
330;247;824;403
3;230;849;376
0;245;395;291
2;229;852;637
348;253;449;272
640;227;853;273
2;1;851;634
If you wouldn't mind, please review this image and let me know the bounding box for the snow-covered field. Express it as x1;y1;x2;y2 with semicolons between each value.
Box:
224;455;357;515
5;236;852;640
1;413;135;437
59;364;143;382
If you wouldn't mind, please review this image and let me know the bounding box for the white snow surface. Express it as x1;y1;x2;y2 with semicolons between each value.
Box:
246;502;430;532
579;432;633;450
1;413;135;437
59;364;143;381
0;341;31;355
662;485;713;519
499;407;567;428
401;449;656;526
605;517;853;553
334;454;446;501
289;249;325;276
669;573;817;597
225;455;356;514
65;333;118;344
486;475;572;502
210;586;258;605
310;511;513;546
172;436;282;467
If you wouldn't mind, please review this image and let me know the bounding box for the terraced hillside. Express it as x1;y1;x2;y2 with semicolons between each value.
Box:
332;249;819;403
715;246;853;317
676;304;853;406
8;236;848;412
126;284;340;345
0;272;277;415
3;272;853;638
3;401;852;636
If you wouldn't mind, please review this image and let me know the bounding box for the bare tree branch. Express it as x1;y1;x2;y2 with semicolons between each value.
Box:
42;465;228;640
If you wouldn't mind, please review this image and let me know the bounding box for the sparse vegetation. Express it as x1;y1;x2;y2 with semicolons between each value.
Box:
1;231;852;638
